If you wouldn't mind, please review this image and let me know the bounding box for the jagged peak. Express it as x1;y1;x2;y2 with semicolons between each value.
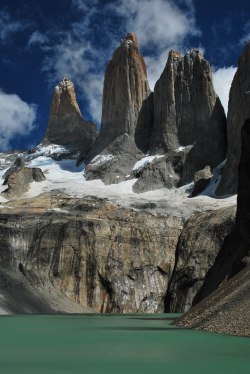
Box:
186;48;204;60
120;32;138;49
169;50;182;59
55;77;74;93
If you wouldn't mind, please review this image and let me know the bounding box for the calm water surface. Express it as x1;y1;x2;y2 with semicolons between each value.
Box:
0;314;249;374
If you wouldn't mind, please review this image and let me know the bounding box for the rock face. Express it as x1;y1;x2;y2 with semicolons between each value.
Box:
165;206;236;313
217;43;250;196
3;167;45;196
151;49;227;182
44;78;97;158
0;193;182;313
84;33;153;183
191;165;212;197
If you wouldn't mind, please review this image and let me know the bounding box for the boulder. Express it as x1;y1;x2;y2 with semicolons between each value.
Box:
191;165;212;197
3;167;45;196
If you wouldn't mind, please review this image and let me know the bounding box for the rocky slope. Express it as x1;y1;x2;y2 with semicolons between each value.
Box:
84;33;153;184
44;78;97;158
175;265;250;336
217;42;250;196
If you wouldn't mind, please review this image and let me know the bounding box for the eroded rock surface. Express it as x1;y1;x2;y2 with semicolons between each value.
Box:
0;193;182;313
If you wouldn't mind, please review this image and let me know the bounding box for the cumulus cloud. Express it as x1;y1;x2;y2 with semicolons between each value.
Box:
212;66;237;114
0;10;24;43
0;90;37;150
110;0;201;89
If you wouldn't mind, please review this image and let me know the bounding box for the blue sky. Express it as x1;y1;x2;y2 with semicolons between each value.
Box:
0;0;249;151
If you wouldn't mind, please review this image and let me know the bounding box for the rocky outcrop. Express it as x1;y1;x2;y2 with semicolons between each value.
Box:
44;78;97;158
217;43;250;196
165;206;236;313
191;165;212;197
175;265;250;337
132;150;189;193
84;33;153;183
3;167;45;196
0;192;182;313
151;49;227;183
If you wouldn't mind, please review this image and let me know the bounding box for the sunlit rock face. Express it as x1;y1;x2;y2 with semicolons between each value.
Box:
217;42;250;196
84;33;154;184
150;49;227;183
44;77;97;158
0;194;183;313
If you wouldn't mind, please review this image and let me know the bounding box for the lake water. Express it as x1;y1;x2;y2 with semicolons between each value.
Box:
0;314;249;373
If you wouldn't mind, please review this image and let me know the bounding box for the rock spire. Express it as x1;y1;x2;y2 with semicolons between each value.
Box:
150;49;227;182
84;32;153;183
44;77;97;158
87;32;152;159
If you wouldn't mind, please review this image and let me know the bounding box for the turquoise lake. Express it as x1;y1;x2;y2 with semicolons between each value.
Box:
0;314;249;373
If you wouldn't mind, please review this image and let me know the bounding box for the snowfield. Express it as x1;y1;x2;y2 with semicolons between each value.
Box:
16;155;236;218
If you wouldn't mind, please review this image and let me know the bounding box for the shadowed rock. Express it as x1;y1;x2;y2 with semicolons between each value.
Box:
217;42;250;196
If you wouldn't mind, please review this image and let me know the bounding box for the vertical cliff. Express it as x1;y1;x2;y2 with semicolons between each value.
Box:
217;42;250;196
44;77;97;158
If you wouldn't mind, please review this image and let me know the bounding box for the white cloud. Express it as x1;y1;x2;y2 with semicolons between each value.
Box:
110;0;200;90
28;31;49;47
212;66;237;114
0;10;23;43
0;90;37;150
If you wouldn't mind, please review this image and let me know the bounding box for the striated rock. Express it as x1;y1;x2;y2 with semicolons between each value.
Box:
44;78;97;158
165;206;236;313
217;43;250;196
151;49;227;183
84;33;153;182
3;167;45;196
0;193;182;313
191;165;212;197
175;265;250;337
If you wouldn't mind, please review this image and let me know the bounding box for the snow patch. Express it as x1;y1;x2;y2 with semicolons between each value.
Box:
90;154;115;166
132;155;164;173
